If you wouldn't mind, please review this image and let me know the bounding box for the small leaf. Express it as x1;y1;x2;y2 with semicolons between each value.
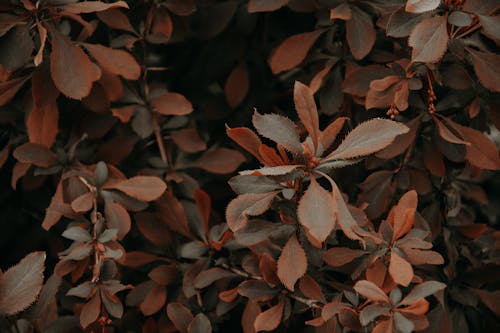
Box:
252;111;302;153
83;43;141;80
192;148;246;174
277;235;307;291
389;251;414;287
151;92;193;116
225;63;249;108
0;252;46;315
323;119;409;162
268;30;325;74
106;176;167;202
193;268;234;289
353;280;389;302
226;126;262;160
254;299;284;332
13;142;57;167
50;28;101;99
405;0;441;13
323;247;366;267
297;177;337;244
226;192;279;231
408;16;449;63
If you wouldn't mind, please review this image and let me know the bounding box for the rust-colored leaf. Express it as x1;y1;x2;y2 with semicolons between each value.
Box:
389;251;414;287
105;176;167;202
83;43;141;80
253;299;284;332
408;16;449;63
294;81;319;151
151;92;193;116
225;63;249;108
277;234;307;291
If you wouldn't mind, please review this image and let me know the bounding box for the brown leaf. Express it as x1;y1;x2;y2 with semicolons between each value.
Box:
319;117;347;150
13;142;57;167
353;280;389;302
106;176;167;202
389;251;414;287
151;92;193;116
405;0;440;13
26;102;59;148
148;265;177;286
225;63;249;108
456;125;500;170
167;303;194;333
96;9;135;33
322;119;409;162
83;43;141;80
140;284;166;316
323;247;366;267
294;81;319;151
389;190;418;242
253;299;284;332
226;192;279;231
242;301;261;333
330;3;352;20
70;192;94;213
59;1;129;14
408;16;449;63
467;49;500;93
346;7;375;60
252;111;302;153
80;293;101;328
387;8;430;38
50;28;101;99
0;76;30;106
298;177;337;245
188;313;212;333
399;281;446;305
192;147;246;174
299;275;325;303
277;234;307;291
247;0;289;13
104;200;131;239
193;268;234;289
0;252;45;315
268;30;325;74
226;126;262;160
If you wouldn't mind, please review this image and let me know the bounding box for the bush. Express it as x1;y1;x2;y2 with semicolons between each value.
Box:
0;0;499;332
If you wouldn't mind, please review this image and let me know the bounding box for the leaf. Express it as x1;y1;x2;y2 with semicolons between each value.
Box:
80;294;101;328
478;15;500;42
458;126;500;170
148;264;177;286
277;235;307;291
320;117;347;150
390;190;418;242
140;284;166;315
13;142;57;167
389;251;414;286
323;247;366;267
399;281;446;305
167;303;194;333
298;177;336;244
104;200;131;239
151;92;193;116
226;192;279;231
247;0;289;13
268;30;325;74
193;268;234;289
0;76;30;106
405;0;441;13
62;226;92;242
188;313;212;333
83;43;140;80
359;303;391;326
387;8;430;37
322;119;409;162
254;299;284;332
192;147;246;174
433;116;468;145
225;63;249;108
96;9;135;33
31;273;62;322
59;1;129;14
226;126;262;160
0;252;45;315
330;3;352;20
467;49;500;93
106;176;167;202
70;192;94;213
252;111;302;153
394;312;415;333
294;81;319;151
50;28;101;99
346;7;376;60
408;16;449;63
353;280;389;302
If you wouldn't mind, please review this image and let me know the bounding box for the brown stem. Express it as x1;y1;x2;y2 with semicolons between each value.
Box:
152;113;169;165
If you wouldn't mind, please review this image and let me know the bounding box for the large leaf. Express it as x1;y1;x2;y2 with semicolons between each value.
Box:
389;251;414;286
408;16;449;63
83;43;141;80
252;111;302;153
0;252;46;315
50;28;101;99
467;49;500;93
298;177;336;245
346;7;375;60
105;176;167;202
294;81;319;151
277;235;307;291
254;299;284;332
322;119;409;162
399;281;446;305
353;280;389;302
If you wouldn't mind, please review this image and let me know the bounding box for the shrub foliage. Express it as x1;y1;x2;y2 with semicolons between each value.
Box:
0;0;499;332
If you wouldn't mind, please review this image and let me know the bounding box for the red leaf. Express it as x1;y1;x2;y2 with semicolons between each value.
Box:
268;30;325;74
346;7;375;60
320;117;347;150
298;177;337;245
167;303;194;333
322;119;409;162
277;234;307;291
323;247;366;267
0;252;45;315
389;190;418;242
13;142;57;167
226;126;262;160
225;63;249;108
294;81;319;151
408;16;449;63
389;251;414;287
151;92;193;116
192;147;246;174
50;28;101;99
247;0;289;13
226;192;279;231
106;176;167;202
83;43;141;80
59;1;129;14
353;280;389;302
242;301;261;333
252;111;302;153
253;299;284;332
194;189;211;233
405;0;440;13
